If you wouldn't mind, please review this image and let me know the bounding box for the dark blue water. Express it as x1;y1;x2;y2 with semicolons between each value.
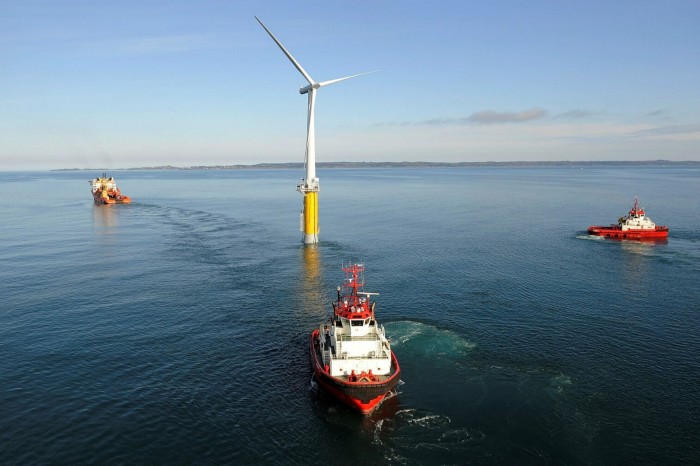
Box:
1;167;699;464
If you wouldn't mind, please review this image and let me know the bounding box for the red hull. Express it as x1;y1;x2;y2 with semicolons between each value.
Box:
93;193;131;205
587;225;668;239
310;329;400;414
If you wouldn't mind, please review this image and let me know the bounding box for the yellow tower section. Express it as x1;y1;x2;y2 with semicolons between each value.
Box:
302;191;319;244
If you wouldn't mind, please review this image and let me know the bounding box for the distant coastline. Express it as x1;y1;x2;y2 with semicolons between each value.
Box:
53;160;700;171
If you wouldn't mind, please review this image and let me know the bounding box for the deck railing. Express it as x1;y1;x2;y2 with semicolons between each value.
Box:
335;327;386;342
334;341;388;360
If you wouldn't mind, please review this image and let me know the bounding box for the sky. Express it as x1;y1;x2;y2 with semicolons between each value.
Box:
1;0;699;170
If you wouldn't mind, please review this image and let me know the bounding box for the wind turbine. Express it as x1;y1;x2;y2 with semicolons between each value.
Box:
256;16;375;244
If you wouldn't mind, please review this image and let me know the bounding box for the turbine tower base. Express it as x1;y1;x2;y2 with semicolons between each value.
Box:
301;190;319;245
303;233;319;245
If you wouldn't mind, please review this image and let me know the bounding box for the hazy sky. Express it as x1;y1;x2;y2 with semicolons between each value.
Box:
1;0;699;169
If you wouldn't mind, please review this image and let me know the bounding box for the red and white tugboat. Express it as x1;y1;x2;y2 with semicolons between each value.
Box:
588;197;668;239
90;174;131;205
310;263;401;414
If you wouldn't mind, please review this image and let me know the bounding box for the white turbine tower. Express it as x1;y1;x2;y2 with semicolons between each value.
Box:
256;16;375;244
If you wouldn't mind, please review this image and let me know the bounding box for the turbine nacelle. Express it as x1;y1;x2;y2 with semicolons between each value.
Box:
299;83;320;95
299;71;379;94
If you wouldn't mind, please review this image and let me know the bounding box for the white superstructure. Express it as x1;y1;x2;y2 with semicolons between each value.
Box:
318;315;393;379
619;205;658;231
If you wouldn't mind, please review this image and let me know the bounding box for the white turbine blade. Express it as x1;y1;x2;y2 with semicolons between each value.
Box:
255;16;314;85
318;70;379;88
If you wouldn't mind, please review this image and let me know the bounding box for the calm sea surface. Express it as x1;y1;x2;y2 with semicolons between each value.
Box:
1;167;699;465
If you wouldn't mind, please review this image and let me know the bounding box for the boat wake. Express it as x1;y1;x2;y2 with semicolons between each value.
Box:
397;409;451;429
548;373;573;395
576;233;605;241
386;320;476;360
371;407;486;461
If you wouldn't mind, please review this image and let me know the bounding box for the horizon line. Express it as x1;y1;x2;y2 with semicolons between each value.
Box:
43;159;700;171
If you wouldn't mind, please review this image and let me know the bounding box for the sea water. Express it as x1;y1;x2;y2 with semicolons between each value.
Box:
1;167;699;464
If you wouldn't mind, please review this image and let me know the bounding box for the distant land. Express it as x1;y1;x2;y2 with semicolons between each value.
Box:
54;160;700;171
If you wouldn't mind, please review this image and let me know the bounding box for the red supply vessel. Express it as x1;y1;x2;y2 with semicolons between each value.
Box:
90;174;131;205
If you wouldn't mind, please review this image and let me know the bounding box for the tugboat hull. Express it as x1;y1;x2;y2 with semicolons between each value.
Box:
310;329;400;414
587;225;668;239
93;194;131;205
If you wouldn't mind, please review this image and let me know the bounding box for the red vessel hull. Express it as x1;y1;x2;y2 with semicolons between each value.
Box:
310;329;400;414
587;225;668;239
93;193;131;205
